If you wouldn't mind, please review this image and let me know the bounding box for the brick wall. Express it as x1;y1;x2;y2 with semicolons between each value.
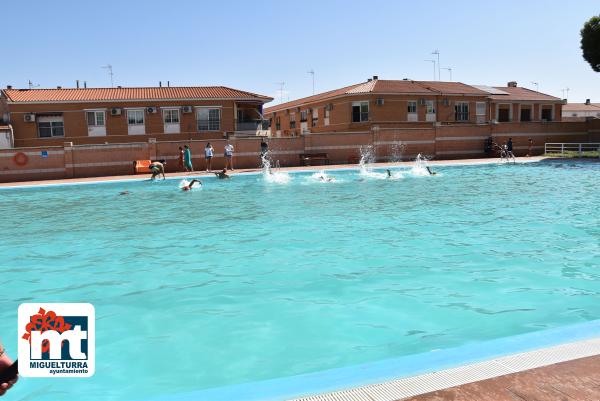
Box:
0;120;595;183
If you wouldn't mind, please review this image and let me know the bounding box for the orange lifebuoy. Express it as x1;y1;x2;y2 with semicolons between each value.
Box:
13;152;29;166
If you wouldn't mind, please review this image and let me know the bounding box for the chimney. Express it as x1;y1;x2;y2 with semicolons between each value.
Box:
84;81;87;88
57;86;62;89
367;78;372;82
373;75;379;80
159;81;162;87
507;81;517;87
117;86;122;89
6;85;12;89
76;80;80;89
167;81;170;87
585;99;591;105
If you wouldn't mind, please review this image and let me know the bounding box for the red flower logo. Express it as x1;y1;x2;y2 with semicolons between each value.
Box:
22;307;72;353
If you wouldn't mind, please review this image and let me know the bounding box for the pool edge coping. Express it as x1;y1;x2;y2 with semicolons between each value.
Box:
142;319;600;401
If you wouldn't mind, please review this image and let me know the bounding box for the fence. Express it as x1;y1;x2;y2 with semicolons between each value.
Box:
545;143;600;157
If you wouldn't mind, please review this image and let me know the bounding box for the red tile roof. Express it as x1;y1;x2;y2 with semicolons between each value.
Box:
489;86;561;102
2;86;273;103
562;103;600;112
265;79;490;114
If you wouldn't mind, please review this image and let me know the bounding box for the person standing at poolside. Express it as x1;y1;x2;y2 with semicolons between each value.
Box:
224;141;234;171
178;146;185;171
183;145;193;172
527;138;533;157
0;341;18;396
205;142;214;172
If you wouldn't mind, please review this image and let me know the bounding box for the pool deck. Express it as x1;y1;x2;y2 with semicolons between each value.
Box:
400;354;600;401
0;156;549;187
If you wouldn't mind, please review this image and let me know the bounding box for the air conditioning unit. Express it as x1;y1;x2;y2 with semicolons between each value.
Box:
111;108;122;116
182;106;193;113
418;99;427;106
491;119;499;125
376;98;384;106
146;107;157;114
24;113;36;122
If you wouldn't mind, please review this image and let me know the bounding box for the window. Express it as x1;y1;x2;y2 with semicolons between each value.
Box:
197;108;221;131
541;107;553;121
38;115;64;138
520;107;532;122
455;102;469;121
352;101;369;122
86;111;105;126
290;112;296;128
127;109;144;125
476;102;486;116
38;121;64;137
324;108;330;126
312;108;318;126
407;101;417;113
163;109;180;124
300;110;308;122
425;100;435;114
275;116;281;130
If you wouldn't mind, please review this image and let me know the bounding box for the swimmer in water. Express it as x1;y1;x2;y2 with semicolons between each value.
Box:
318;175;334;182
426;166;437;176
215;169;230;179
119;191;131;196
181;179;202;191
386;169;392;178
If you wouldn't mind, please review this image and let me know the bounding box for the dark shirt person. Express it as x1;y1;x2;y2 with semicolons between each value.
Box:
426;166;437;176
507;138;513;152
0;343;18;396
215;169;230;179
260;140;268;157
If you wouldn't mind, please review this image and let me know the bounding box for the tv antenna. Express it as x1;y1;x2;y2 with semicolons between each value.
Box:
307;69;315;94
101;64;114;87
275;82;285;104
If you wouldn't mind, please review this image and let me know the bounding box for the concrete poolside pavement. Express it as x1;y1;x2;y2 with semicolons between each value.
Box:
400;354;600;401
0;156;549;187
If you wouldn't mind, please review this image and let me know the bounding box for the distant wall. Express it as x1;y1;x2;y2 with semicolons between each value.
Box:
0;121;596;183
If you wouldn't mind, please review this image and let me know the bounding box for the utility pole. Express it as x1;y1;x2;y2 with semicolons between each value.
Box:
275;82;285;104
442;67;453;81
431;50;440;81
307;69;315;95
102;64;114;87
425;60;436;81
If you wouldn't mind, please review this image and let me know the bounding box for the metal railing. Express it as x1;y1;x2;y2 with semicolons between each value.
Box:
545;143;600;157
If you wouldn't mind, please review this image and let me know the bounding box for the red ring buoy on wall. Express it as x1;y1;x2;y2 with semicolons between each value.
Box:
13;152;29;166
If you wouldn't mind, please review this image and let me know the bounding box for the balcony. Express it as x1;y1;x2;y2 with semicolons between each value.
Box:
234;120;269;137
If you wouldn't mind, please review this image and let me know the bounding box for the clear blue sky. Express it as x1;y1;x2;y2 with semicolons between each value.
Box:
3;0;599;103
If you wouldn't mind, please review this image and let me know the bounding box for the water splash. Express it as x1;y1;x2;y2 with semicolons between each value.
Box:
262;153;291;184
178;179;201;190
410;153;432;176
390;142;406;163
307;170;337;183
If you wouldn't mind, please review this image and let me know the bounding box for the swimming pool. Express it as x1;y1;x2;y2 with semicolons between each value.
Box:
1;160;599;401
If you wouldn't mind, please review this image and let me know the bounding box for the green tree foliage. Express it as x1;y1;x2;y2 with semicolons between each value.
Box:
581;15;600;72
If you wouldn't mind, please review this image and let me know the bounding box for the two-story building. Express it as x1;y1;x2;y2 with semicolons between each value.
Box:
264;77;563;137
0;85;273;147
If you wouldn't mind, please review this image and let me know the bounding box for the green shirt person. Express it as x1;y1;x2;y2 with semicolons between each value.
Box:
183;145;193;172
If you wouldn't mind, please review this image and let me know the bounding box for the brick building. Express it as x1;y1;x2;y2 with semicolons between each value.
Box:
0;86;273;147
562;99;600;121
264;77;564;137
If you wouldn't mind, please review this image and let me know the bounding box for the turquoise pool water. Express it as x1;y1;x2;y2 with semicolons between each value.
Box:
1;160;599;401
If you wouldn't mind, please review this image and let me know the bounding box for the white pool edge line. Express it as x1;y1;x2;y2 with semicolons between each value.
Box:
289;336;600;401
0;157;545;189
